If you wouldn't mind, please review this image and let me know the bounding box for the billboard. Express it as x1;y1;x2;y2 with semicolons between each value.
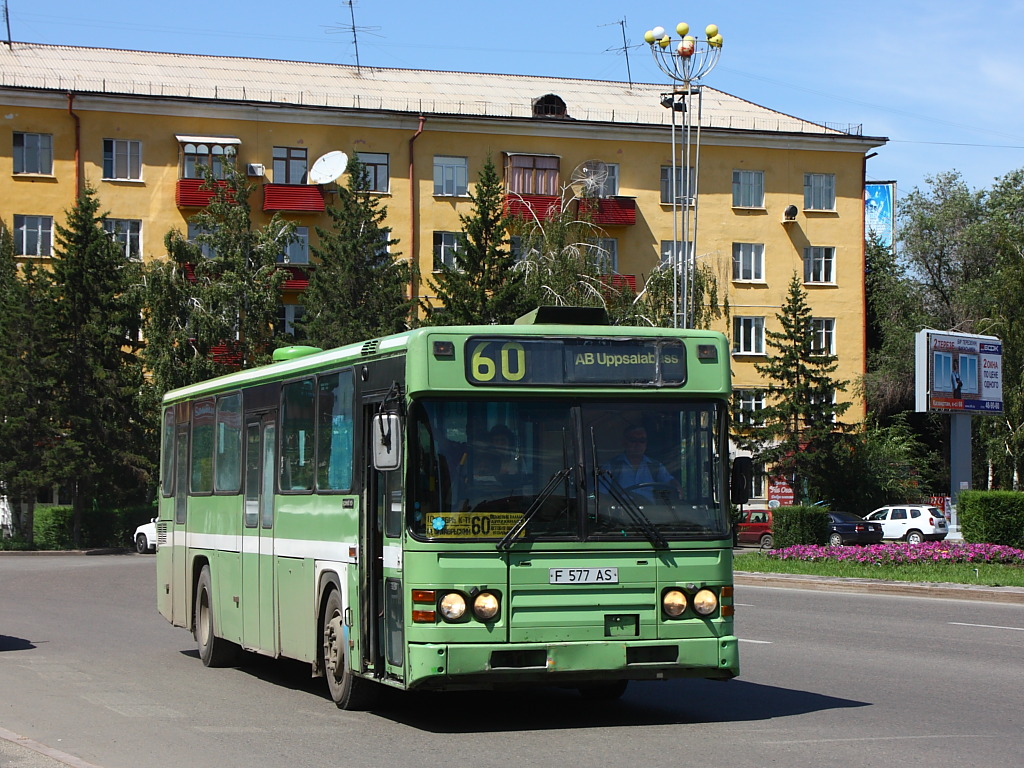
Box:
865;182;895;250
915;330;1003;414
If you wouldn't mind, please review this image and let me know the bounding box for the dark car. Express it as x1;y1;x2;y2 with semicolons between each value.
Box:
827;511;883;546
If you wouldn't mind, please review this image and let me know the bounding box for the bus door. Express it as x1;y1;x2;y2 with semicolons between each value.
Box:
361;402;406;682
172;422;189;626
242;412;277;655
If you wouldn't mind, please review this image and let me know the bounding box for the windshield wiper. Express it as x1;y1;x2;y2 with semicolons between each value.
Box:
496;467;572;551
595;468;669;549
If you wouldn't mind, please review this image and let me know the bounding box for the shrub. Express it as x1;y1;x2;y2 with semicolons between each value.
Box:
959;490;1024;548
34;506;75;550
772;504;830;548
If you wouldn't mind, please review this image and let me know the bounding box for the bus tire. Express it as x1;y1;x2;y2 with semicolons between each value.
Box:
322;589;376;710
194;565;238;668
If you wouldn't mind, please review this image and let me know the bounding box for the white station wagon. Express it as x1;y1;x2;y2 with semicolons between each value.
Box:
864;505;948;544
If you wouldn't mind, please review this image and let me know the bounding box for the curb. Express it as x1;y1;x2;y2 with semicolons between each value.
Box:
0;548;132;556
735;571;1024;604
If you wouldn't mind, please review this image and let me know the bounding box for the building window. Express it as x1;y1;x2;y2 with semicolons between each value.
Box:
433;156;468;196
433;231;461;271
103;139;142;181
596;164;619;197
181;142;236;179
660;240;693;270
811;318;836;355
358;152;389;193
273;147;308;184
660;166;696;205
13;215;53;256
278;304;306;338
733;316;765;355
506;154;559;196
804;173;836;210
732;243;765;281
592;238;618;272
804;246;836;283
735;389;765;425
187;221;217;259
732;169;764;208
13;132;53;175
103;219;142;261
278;226;309;264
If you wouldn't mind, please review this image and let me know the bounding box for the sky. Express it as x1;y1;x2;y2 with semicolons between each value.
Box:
6;0;1024;201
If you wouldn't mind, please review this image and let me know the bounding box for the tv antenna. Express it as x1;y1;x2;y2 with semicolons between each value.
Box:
3;1;13;48
569;159;609;199
327;1;381;72
600;17;632;87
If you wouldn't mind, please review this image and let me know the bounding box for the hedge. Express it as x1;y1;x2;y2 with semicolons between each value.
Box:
958;490;1024;548
772;505;831;549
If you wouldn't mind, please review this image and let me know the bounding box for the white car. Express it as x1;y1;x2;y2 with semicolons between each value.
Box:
133;518;158;554
864;505;948;544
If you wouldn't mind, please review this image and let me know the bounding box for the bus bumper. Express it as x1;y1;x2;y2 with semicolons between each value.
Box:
405;636;738;690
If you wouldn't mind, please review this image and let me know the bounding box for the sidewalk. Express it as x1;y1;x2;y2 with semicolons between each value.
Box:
735;570;1024;604
0;727;102;768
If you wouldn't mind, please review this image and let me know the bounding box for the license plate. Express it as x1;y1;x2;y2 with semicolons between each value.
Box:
549;567;618;584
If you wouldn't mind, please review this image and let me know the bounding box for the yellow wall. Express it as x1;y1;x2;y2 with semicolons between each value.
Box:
1;90;871;422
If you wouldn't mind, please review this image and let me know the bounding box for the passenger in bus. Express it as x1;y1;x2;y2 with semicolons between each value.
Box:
601;425;682;501
487;425;519;477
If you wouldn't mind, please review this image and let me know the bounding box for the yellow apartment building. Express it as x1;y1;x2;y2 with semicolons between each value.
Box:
0;43;886;500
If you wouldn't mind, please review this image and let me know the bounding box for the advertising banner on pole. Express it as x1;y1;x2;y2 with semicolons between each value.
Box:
915;330;1003;414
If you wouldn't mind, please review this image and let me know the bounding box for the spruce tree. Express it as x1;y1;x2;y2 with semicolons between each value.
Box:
735;273;850;501
425;154;529;325
301;157;416;348
48;187;151;546
143;163;293;392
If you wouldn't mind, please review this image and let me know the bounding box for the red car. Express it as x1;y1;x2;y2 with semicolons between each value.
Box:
736;509;773;549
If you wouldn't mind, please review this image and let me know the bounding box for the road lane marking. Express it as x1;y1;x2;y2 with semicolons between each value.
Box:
766;734;994;745
739;638;772;644
949;621;1024;632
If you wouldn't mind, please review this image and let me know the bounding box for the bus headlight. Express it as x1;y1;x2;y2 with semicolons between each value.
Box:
472;592;500;621
693;588;718;616
439;592;467;621
662;589;687;617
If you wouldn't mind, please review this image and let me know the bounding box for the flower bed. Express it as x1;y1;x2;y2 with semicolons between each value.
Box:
767;541;1024;566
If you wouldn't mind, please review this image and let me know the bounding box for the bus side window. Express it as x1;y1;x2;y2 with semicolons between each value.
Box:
316;370;355;491
281;379;316;491
214;393;242;493
191;397;215;494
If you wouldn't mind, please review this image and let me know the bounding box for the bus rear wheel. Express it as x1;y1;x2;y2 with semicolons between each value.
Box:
194;565;238;668
322;589;376;710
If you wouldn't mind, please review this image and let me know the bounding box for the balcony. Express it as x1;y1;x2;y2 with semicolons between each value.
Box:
579;196;637;226
504;193;561;221
263;184;326;213
176;178;230;207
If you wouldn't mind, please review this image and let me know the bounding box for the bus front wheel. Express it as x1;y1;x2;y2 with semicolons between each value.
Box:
194;565;238;668
322;589;376;710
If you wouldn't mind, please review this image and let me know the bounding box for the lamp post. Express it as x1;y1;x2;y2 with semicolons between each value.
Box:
645;22;722;328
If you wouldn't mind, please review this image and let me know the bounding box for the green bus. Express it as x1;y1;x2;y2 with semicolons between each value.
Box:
156;308;751;708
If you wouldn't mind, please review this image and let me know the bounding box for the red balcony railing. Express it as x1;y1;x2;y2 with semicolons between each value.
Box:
504;193;561;221
263;184;326;212
176;178;230;207
579;196;637;226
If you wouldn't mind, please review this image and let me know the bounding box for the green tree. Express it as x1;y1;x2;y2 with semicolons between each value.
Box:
301;157;416;348
48;186;151;546
143;163;293;392
425;154;529;325
735;274;850;501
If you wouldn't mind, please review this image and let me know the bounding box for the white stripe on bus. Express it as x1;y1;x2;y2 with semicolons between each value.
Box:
179;531;357;563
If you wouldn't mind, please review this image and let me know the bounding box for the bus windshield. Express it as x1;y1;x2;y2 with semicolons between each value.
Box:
409;398;728;542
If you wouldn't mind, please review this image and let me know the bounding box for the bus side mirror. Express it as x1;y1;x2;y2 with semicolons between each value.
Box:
730;456;753;505
372;413;402;471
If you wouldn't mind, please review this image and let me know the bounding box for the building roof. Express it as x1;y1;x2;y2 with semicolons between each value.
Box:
0;42;874;139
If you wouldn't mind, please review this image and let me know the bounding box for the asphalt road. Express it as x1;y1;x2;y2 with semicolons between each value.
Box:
1;554;1022;768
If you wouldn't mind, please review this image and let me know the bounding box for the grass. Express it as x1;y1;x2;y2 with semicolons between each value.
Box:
734;541;1024;588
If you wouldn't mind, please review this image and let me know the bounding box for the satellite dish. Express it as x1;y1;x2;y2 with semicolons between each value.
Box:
569;159;609;198
308;150;349;184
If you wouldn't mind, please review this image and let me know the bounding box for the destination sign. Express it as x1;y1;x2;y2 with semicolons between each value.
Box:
465;337;686;386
